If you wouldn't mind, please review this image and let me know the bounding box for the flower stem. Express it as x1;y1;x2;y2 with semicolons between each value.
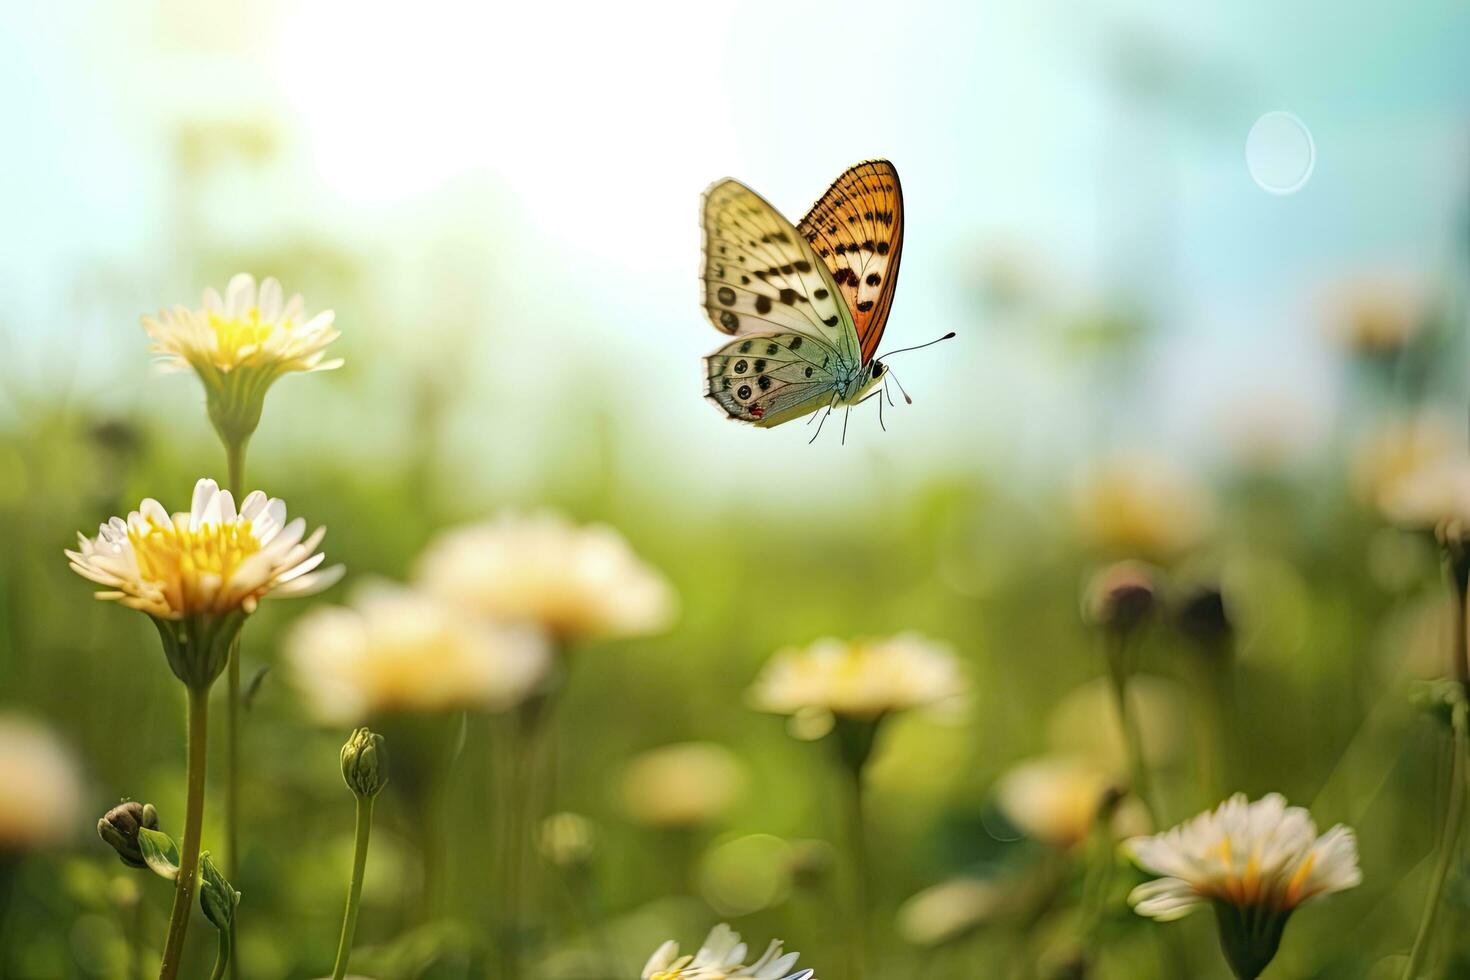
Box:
1104;632;1160;828
1404;697;1469;979
207;923;231;980
159;685;210;980
841;761;872;980
331;795;375;980
223;439;245;980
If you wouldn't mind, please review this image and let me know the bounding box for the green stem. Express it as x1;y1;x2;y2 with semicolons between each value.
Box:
841;758;872;980
1104;632;1160;828
1404;699;1470;979
331;796;375;980
159;685;210;980
223;439;245;980
207;925;231;980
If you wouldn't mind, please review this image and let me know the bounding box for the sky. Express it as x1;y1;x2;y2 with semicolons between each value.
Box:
2;0;1468;505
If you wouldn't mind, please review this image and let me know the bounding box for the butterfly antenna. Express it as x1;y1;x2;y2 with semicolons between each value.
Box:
875;331;956;361
886;366;914;405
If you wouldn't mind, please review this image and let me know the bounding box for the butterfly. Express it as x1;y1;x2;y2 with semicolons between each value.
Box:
700;160;923;439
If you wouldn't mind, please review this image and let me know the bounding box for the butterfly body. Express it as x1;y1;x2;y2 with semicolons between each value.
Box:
699;161;904;430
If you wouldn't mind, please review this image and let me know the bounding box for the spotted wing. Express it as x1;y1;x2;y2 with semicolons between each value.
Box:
797;160;903;364
704;331;842;427
702;179;860;364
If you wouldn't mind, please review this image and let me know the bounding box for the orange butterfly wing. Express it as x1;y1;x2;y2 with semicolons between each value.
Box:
797;160;904;364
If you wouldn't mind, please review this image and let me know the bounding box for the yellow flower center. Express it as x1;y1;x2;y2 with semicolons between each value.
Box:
129;517;262;615
206;308;293;367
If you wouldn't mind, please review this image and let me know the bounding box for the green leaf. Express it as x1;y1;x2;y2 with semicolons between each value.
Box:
198;852;240;931
137;827;180;881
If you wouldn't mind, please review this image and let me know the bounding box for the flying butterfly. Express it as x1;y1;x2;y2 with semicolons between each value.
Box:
699;159;949;439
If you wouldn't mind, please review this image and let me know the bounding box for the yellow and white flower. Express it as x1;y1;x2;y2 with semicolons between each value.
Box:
619;742;745;829
1127;792;1360;919
1070;453;1211;562
642;923;813;980
748;634;964;722
414;511;675;642
995;755;1149;849
0;714;83;852
1126;793;1361;978
66;478;341;687
142;273;341;444
285;582;550;724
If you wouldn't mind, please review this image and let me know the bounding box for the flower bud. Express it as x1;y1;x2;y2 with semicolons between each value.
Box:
97;801;159;869
340;727;388;799
1084;561;1158;636
1175;583;1232;654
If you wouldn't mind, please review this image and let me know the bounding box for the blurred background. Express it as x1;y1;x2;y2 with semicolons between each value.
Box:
2;0;1470;977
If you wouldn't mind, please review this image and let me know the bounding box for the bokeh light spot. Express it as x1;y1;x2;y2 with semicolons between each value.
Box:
1246;111;1316;195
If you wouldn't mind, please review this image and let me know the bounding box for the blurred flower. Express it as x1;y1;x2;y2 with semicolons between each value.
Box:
1350;415;1459;520
340;727;388;799
415;511;675;643
66;478;340;688
1083;561;1158;635
1324;274;1426;358
748;633;964;722
538;811;596;868
620;742;745;829
642;923;813;980
897;877;1004;947
286;582;549;724
98;801;160;869
1378;456;1470;531
0;714;83;852
995;756;1148;848
142;273;341;445
1070;453;1211;562
1126;793;1360;978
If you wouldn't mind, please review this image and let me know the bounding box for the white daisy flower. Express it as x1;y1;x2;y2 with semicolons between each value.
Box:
1126;793;1361;979
414;511;675;643
141;273;341;444
66;478;341;687
285;582;550;724
642;923;813;980
748;633;965;722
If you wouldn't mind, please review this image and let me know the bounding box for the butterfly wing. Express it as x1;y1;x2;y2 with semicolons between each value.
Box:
702;179;861;365
797;160;904;364
704;331;843;426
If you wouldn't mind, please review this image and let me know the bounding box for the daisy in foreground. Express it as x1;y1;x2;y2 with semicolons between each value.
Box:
66;477;340;980
66;477;342;687
1125;793;1361;979
642;923;814;980
142;273;341;451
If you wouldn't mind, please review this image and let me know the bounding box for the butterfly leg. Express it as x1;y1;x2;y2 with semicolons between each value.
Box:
853;388;886;434
808;394;840;445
